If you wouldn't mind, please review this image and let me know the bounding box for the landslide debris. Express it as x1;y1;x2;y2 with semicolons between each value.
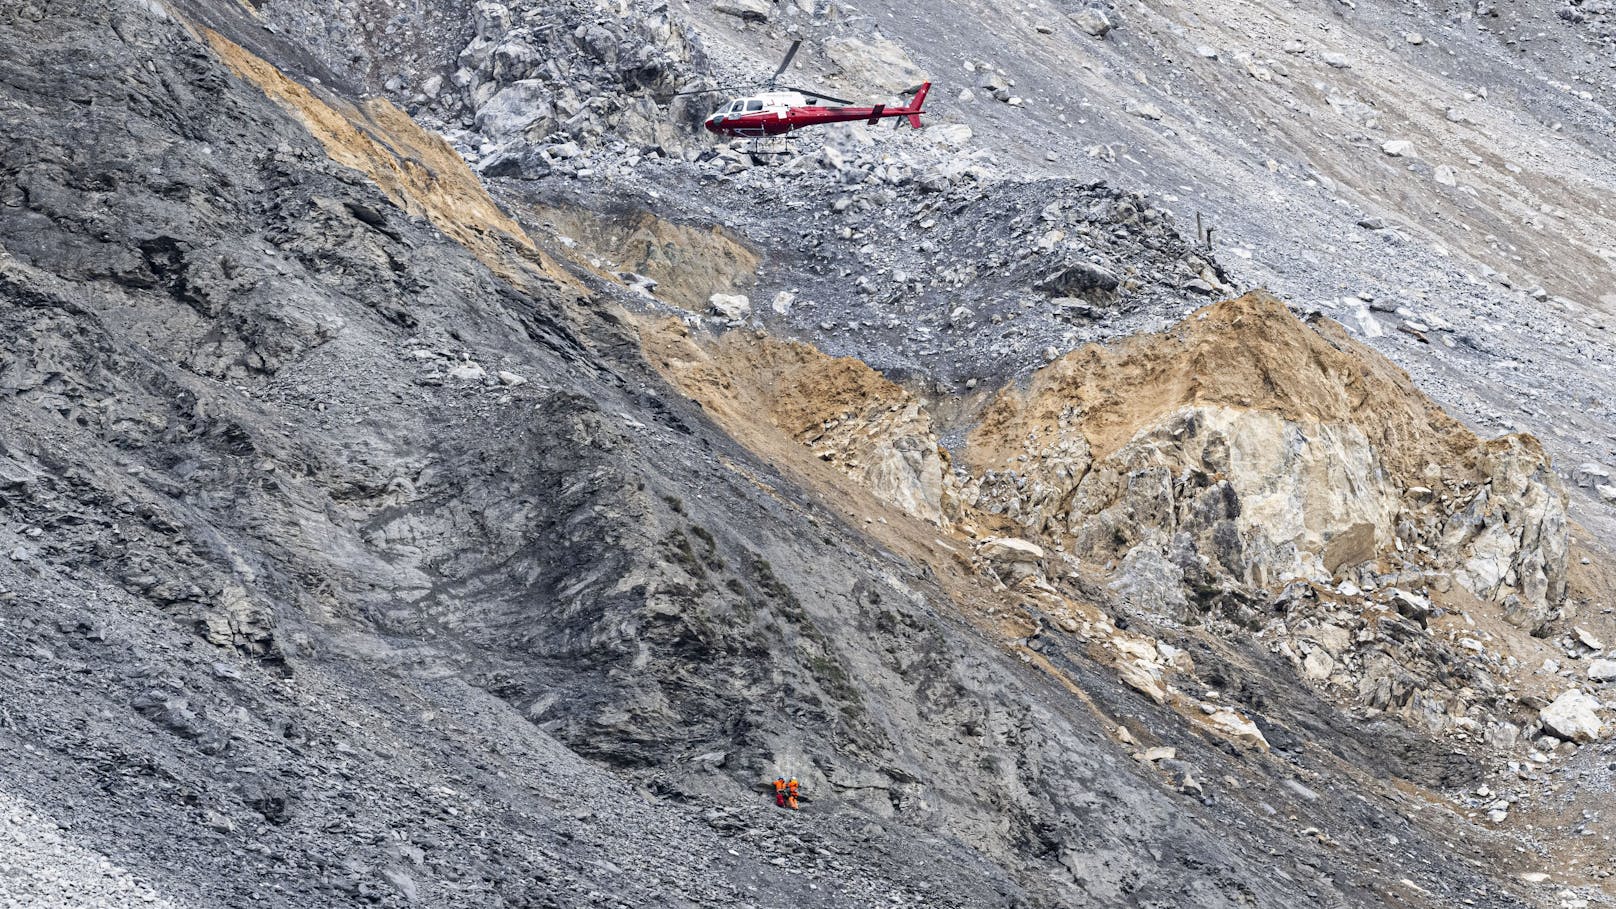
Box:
524;153;1235;387
968;291;1568;626
194;23;570;293
642;320;957;524
652;290;1599;767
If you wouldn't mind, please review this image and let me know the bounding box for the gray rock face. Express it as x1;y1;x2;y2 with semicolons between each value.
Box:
0;7;1053;906
1441;437;1569;626
259;0;701;156
823;35;929;94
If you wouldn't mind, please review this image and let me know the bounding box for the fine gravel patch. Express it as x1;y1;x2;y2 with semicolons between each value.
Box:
0;791;185;909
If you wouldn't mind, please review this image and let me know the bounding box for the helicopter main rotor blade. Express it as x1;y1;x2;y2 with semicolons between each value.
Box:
778;85;855;105
671;84;752;97
770;40;802;85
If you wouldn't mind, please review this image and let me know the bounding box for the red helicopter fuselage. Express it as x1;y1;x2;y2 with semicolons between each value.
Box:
704;83;930;137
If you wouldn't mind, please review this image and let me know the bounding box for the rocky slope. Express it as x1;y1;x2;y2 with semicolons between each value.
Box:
666;287;1581;710
3;0;1615;908
303;0;1616;540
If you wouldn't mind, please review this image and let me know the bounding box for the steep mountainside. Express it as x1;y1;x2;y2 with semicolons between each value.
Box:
3;1;1615;908
279;0;1615;540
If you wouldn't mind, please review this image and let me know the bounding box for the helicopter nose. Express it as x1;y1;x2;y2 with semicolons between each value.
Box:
704;117;720;134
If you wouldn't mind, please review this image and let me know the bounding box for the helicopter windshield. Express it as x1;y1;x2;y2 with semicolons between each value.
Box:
710;98;773;119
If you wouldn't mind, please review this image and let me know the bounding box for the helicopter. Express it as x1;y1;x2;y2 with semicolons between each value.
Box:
676;40;930;140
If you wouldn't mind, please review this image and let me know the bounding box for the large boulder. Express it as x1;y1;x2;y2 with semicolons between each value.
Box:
707;293;752;321
1539;690;1605;743
980;537;1047;585
1117;659;1167;704
979;537;1046;563
1571;462;1611;488
712;0;771;22
1071;8;1114;37
474;80;555;142
489;40;543;84
1198;708;1270;750
1037;260;1119;299
824;36;928;94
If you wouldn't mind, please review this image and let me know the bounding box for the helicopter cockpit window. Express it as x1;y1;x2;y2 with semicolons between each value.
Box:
726;101;742;114
745;100;763;112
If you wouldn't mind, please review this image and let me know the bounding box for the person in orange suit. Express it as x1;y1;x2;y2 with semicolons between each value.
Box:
773;777;787;808
786;777;800;811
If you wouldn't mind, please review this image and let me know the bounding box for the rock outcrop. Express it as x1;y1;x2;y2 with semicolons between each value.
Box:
643;320;961;525
967;292;1569;629
659;291;1572;640
652;292;1582;753
1539;690;1606;743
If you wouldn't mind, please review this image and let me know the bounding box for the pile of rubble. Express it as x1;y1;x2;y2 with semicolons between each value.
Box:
566;135;1236;386
418;0;704;174
652;290;1609;765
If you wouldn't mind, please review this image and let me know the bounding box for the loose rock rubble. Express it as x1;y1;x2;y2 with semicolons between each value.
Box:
0;792;180;909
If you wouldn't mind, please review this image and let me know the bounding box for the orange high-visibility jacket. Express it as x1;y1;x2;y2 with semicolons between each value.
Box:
774;778;787;793
787;779;799;795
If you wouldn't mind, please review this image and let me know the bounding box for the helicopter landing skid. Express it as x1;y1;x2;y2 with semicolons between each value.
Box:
745;135;801;162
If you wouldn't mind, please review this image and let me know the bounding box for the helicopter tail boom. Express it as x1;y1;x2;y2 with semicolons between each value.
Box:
901;82;930;129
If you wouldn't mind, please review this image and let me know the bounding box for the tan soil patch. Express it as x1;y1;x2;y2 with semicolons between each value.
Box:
197;28;571;293
520;205;758;310
967;290;1501;487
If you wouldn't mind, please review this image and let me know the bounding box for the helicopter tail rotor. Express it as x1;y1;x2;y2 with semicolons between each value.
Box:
904;81;929;127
